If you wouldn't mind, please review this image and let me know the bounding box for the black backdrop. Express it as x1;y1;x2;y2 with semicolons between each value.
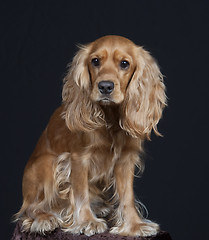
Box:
1;0;209;239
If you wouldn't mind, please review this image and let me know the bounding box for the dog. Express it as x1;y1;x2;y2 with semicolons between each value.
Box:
15;35;166;237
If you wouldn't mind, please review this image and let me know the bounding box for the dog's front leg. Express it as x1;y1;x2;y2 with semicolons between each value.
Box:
68;153;107;236
110;153;159;237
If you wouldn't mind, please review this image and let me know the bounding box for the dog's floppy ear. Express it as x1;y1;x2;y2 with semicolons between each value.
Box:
120;47;167;139
62;45;105;132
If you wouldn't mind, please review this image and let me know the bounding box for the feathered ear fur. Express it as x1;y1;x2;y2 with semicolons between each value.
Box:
62;45;105;132
120;47;167;139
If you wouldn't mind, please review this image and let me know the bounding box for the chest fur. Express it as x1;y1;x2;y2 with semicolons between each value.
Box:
86;129;135;183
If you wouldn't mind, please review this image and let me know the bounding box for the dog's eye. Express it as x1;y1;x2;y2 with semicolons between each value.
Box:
91;58;100;67
120;60;130;70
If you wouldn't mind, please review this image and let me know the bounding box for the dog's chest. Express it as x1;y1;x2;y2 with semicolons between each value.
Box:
87;130;126;183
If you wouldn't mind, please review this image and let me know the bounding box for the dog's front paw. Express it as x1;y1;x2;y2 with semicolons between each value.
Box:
68;218;107;236
110;220;159;237
22;213;62;234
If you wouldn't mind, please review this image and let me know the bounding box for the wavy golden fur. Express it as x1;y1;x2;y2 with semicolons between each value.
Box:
15;35;167;237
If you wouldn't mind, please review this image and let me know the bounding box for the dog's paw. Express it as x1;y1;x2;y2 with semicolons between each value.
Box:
68;218;107;236
110;220;159;237
29;213;62;234
21;213;61;234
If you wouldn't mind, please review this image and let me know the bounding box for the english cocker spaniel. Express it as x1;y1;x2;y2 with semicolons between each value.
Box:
15;35;166;237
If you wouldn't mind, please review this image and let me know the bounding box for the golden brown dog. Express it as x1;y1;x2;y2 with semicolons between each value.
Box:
15;35;166;237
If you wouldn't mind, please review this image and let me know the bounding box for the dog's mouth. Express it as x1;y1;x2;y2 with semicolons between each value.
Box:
99;97;115;105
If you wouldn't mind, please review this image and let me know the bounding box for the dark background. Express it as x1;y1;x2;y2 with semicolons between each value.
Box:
1;0;209;239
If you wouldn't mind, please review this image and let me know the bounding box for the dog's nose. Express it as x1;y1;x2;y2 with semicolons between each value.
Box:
98;81;114;94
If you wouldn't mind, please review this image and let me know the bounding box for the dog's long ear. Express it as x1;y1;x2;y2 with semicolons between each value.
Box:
120;47;167;139
62;45;105;132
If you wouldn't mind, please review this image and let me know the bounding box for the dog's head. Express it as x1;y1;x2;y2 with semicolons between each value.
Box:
63;35;166;138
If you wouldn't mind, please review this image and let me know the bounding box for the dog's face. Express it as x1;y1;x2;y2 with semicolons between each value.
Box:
87;36;137;105
63;35;166;137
